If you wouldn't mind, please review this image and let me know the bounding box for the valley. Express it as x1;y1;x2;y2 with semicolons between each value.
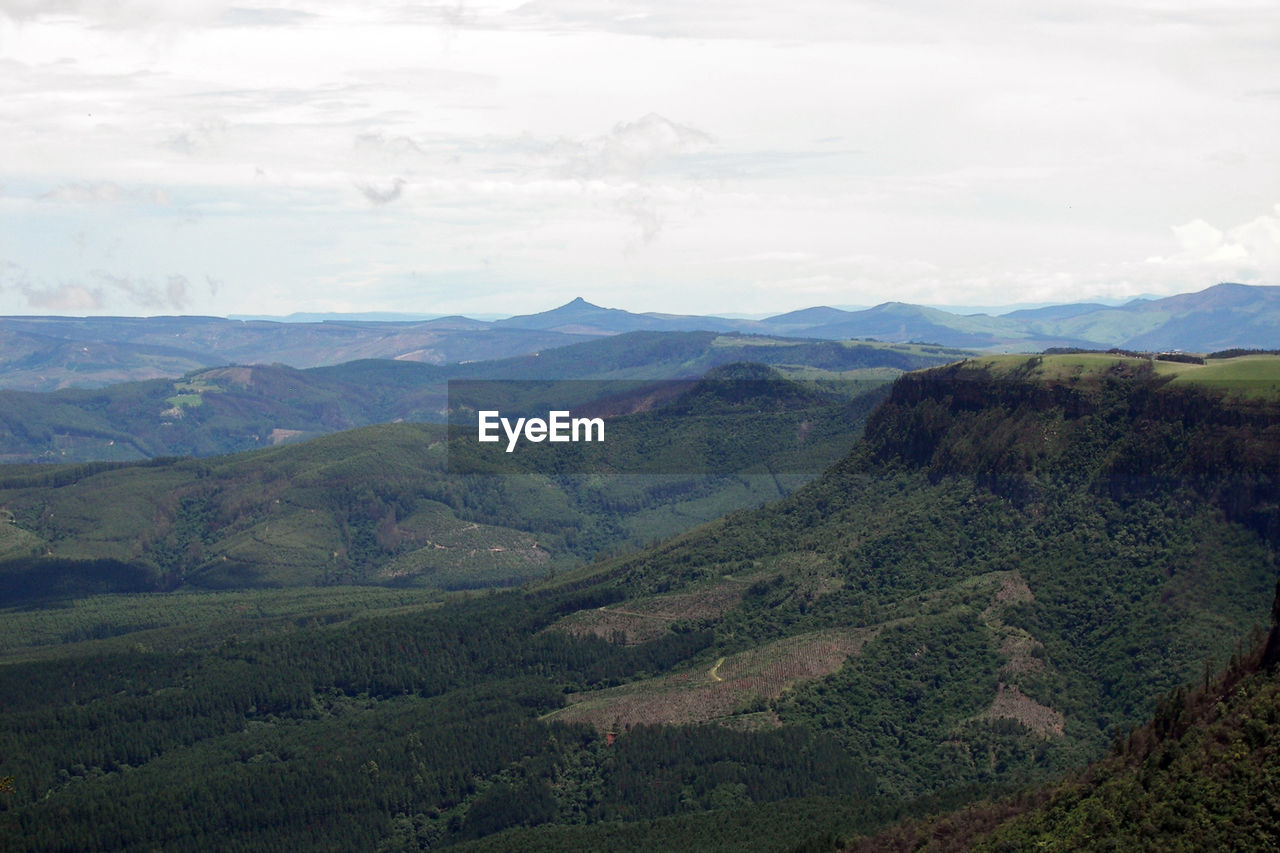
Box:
2;348;1279;849
7;0;1274;843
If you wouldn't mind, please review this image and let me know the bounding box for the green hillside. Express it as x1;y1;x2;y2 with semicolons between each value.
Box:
1;357;1276;850
0;331;963;464
968;350;1280;398
845;598;1280;852
0;370;885;599
527;356;1280;797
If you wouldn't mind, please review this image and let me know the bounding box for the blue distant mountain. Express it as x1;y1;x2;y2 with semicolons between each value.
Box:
493;296;753;335
3;283;1278;391
490;284;1280;352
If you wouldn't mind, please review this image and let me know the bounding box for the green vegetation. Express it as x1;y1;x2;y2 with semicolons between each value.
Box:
546;357;1280;797
967;350;1280;398
848;604;1280;851
0;331;961;464
1;355;1277;849
0;586;444;664
0;369;887;596
0;591;881;851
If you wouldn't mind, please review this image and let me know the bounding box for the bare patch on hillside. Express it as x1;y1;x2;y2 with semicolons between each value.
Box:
982;682;1064;738
268;429;305;445
981;571;1034;620
552;581;746;644
547;628;875;731
551;556;843;645
375;536;549;583
979;571;1046;676
998;632;1046;675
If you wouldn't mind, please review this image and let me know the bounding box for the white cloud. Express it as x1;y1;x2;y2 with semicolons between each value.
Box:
21;281;106;311
40;182;170;205
1;262;106;311
356;177;406;205
552;113;714;181
91;272;193;310
1;260;199;312
0;0;231;27
615;191;663;246
162;118;230;155
1232;206;1280;270
1149;206;1280;273
215;6;320;28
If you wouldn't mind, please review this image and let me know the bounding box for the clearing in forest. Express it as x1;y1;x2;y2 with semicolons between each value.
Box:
549;578;750;644
545;627;876;730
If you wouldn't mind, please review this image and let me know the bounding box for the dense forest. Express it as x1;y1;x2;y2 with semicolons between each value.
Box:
847;586;1280;851
2;352;1279;850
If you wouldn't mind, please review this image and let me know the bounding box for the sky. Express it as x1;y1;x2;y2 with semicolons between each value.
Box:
1;1;1278;318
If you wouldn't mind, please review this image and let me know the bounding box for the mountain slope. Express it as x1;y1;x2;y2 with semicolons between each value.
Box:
0;370;888;598
2;354;1280;850
495;297;755;335
784;284;1280;351
847;597;1280;852
535;354;1280;793
0;315;592;391
1016;283;1280;351
416;353;1280;848
800;302;1043;348
0;332;965;463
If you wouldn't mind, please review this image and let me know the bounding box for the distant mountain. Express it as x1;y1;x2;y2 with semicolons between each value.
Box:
0;316;590;391
495;284;1280;352
959;283;1280;352
798;302;1038;349
1096;282;1280;351
228;312;445;322
999;302;1115;322
4;283;1279;391
760;306;859;335
0;331;968;463
786;283;1280;351
494;296;753;335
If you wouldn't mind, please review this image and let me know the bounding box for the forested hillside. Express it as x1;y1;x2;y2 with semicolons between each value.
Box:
846;589;1280;851
0;332;958;463
1;353;1278;850
0;369;885;598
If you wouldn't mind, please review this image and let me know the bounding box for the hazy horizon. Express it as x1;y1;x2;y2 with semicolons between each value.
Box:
0;289;1177;323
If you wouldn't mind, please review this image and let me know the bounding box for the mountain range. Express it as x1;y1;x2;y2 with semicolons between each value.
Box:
3;282;1278;391
501;283;1280;351
0;332;962;464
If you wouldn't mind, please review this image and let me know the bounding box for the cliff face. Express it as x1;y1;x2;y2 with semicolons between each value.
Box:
583;356;1279;803
839;361;1280;850
862;358;1280;546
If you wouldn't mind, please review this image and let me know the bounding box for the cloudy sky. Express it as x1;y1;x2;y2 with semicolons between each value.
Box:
1;1;1277;318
